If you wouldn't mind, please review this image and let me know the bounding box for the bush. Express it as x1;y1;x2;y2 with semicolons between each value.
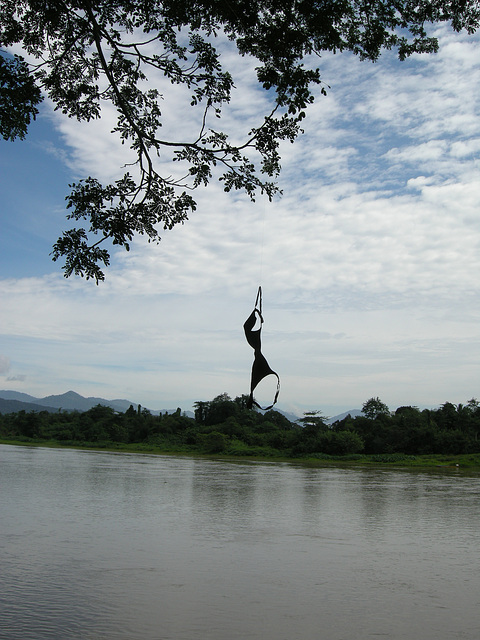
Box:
200;431;229;453
370;453;415;463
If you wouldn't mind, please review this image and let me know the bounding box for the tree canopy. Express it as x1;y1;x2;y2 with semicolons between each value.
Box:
2;0;479;281
1;393;480;458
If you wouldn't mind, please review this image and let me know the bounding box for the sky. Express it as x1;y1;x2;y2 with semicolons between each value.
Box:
1;23;479;418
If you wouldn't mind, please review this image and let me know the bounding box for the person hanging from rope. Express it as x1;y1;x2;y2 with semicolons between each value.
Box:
244;286;280;410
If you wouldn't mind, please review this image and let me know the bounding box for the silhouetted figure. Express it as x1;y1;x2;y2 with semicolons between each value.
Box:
244;287;280;410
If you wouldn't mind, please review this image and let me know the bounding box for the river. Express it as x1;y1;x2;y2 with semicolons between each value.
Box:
1;444;479;640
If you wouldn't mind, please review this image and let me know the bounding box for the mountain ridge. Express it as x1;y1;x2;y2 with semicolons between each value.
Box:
0;390;359;423
0;398;60;414
326;409;363;423
0;390;162;415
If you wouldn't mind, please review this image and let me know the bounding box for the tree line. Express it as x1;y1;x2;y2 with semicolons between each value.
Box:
1;394;479;459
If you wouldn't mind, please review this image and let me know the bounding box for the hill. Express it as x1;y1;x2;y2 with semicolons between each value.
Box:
0;390;195;417
327;409;363;424
0;398;59;414
0;390;146;414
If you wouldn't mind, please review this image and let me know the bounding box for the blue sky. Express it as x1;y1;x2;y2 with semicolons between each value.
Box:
1;24;479;417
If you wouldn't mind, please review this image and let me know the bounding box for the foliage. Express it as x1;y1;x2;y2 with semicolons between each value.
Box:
0;51;41;140
1;394;480;459
297;410;328;432
362;396;391;420
2;1;479;281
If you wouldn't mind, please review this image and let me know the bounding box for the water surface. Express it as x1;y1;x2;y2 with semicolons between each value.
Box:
1;445;479;639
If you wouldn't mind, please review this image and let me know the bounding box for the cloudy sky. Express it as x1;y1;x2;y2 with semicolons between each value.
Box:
1;23;479;417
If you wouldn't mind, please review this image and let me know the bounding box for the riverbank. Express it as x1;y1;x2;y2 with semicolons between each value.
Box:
2;437;480;470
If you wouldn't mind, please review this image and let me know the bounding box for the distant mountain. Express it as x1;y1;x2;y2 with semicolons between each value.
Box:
38;391;136;412
327;409;362;424
0;390;145;414
250;408;362;424
0;398;59;414
278;408;362;425
275;409;301;423
0;390;41;403
0;390;198;417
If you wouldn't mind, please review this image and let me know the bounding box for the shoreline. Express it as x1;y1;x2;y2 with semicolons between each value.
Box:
1;438;479;472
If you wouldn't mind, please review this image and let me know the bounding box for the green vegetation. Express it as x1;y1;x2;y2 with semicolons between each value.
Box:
1;394;480;468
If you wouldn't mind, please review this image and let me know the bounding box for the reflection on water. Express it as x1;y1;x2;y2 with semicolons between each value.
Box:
1;445;480;640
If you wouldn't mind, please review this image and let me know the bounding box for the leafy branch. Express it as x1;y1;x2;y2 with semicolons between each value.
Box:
1;0;479;281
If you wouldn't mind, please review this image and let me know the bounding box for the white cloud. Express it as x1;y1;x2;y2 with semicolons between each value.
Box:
1;24;479;413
